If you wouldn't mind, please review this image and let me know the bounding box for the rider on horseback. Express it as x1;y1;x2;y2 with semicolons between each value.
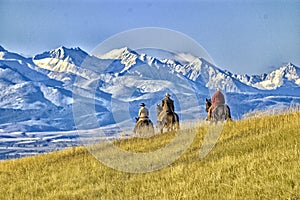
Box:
161;93;174;114
137;103;149;122
158;93;174;122
207;88;231;120
134;103;154;135
157;93;179;132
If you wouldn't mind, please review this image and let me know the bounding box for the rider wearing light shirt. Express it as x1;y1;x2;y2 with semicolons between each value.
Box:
138;103;149;121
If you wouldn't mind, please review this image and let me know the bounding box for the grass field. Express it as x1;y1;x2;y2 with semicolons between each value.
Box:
0;112;299;200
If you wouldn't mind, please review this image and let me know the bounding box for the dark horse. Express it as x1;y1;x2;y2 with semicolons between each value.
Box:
134;117;155;136
156;104;180;133
205;98;232;123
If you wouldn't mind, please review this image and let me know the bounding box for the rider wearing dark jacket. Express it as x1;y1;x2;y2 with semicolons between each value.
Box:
161;93;174;113
158;93;175;122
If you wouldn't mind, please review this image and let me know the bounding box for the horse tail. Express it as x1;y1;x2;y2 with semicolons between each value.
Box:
173;113;180;130
226;104;231;119
173;113;179;123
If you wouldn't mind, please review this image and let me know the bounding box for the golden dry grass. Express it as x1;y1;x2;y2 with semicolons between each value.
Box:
0;112;299;200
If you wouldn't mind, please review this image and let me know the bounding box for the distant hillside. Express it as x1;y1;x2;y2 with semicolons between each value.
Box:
0;112;299;200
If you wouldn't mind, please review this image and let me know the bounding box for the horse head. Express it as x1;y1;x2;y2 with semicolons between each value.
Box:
205;98;212;112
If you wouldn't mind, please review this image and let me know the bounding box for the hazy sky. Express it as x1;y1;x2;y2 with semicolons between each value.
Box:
0;0;299;74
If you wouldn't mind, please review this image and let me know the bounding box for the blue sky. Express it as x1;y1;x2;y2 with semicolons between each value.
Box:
0;0;299;74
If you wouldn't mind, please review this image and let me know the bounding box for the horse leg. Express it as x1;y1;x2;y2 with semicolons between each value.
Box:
166;115;173;132
157;121;163;134
171;118;177;131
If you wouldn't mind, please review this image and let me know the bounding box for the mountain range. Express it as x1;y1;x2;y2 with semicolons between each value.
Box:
0;45;300;133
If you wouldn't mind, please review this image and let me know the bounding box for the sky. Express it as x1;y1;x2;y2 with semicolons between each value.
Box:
0;0;299;74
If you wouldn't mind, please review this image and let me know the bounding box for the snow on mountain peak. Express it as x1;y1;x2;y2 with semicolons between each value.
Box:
160;58;181;66
32;46;103;80
171;57;258;93
279;63;299;81
97;47;140;70
33;46;88;66
50;46;87;58
98;47;138;59
233;73;267;86
175;57;220;82
253;63;300;90
281;62;299;73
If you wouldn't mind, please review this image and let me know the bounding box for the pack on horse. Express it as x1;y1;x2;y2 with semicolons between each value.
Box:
156;93;179;133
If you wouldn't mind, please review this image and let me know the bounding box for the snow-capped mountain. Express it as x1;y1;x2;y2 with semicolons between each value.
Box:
231;73;267;87
0;45;300;134
0;46;76;132
98;47;140;69
0;46;69;109
33;46;100;81
233;63;300;90
253;63;300;90
34;46;89;66
172;57;259;93
97;47;179;76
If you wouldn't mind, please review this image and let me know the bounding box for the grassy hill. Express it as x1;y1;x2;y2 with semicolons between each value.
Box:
0;112;299;200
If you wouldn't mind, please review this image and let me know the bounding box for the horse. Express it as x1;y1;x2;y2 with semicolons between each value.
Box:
156;104;180;133
133;117;155;137
205;98;231;123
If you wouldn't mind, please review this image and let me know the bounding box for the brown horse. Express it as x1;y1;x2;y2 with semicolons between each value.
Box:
156;104;179;133
205;98;231;123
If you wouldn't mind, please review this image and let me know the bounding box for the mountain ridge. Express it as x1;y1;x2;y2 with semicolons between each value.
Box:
2;45;300;91
0;45;300;133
